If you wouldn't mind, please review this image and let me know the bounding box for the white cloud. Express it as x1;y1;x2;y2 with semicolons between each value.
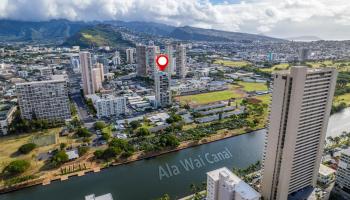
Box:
1;0;350;39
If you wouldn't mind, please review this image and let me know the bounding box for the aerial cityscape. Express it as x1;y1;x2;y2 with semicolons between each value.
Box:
1;0;350;200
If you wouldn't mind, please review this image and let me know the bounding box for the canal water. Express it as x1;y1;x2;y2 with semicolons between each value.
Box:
327;107;350;138
0;130;266;200
1;108;349;200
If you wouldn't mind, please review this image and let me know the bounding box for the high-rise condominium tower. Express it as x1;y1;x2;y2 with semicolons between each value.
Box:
298;48;310;62
146;45;160;79
175;44;186;79
136;45;147;77
261;66;337;200
165;43;174;75
126;48;135;64
80;52;94;95
154;71;171;108
16;75;71;121
91;63;104;92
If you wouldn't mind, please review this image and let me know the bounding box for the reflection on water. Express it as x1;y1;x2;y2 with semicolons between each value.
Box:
327;107;350;137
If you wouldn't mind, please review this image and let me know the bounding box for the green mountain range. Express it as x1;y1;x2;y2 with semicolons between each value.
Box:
63;24;134;48
0;19;285;45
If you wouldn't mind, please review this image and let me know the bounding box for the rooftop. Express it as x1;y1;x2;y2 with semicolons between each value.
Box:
275;66;335;75
66;149;79;160
319;164;335;176
207;167;260;199
16;75;67;86
85;193;113;200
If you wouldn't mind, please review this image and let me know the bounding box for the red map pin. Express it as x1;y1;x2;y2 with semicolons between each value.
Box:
156;54;169;71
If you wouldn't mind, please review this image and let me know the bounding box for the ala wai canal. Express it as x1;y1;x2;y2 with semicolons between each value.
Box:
1;108;350;200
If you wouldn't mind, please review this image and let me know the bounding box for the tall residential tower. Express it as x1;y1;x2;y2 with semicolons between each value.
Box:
126;48;135;64
146;45;160;79
80;52;94;95
261;66;337;200
136;45;147;77
154;71;171;108
16;75;71;121
175;44;187;79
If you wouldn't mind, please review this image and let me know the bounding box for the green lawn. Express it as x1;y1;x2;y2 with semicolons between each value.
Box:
237;81;268;92
176;82;269;105
176;89;244;105
213;59;250;67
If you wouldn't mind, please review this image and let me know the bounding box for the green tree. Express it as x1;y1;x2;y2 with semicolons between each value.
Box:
183;104;190;110
18;143;37;154
78;146;89;156
101;131;111;141
51;150;69;167
158;134;180;148
3;160;30;175
129;120;141;130
94;150;104;159
94;121;106;130
101;147;122;160
109;138;135;156
166;114;182;124
76;128;92;138
136;127;150;137
60;143;67;150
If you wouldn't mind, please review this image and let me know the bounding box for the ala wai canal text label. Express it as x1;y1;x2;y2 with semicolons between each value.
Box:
158;147;233;180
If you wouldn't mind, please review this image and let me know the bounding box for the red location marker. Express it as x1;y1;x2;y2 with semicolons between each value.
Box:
156;54;169;71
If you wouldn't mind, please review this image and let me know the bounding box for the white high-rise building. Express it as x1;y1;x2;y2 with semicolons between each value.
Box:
16;75;71;121
112;51;121;66
175;44;187;79
136;44;147;77
207;167;260;200
70;56;80;73
165;43;174;75
80;52;94;95
261;66;337;200
146;45;160;79
154;71;171;108
334;149;350;199
87;94;127;118
126;48;135;64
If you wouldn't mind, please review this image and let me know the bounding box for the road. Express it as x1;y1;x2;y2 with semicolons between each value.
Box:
67;69;96;127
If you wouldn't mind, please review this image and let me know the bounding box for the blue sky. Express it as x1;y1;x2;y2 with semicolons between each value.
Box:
0;0;350;40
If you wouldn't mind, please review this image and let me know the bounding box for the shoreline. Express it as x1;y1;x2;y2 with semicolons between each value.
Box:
0;127;265;194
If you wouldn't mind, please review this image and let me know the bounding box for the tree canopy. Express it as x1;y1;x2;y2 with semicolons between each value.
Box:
3;160;30;175
18;143;37;154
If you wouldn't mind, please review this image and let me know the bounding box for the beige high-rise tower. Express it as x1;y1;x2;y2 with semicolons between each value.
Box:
80;52;94;95
261;66;337;200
